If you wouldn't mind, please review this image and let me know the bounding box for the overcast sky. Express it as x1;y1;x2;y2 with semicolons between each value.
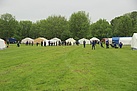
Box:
0;0;137;23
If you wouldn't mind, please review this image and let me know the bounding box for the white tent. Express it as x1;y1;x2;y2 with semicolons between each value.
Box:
50;37;61;45
21;38;34;44
131;33;137;49
90;37;100;42
119;37;132;45
78;38;90;44
66;38;76;45
0;39;6;50
50;37;61;42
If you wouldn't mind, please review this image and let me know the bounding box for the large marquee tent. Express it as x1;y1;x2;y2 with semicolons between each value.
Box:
131;33;137;50
119;37;132;45
112;37;132;45
0;39;6;50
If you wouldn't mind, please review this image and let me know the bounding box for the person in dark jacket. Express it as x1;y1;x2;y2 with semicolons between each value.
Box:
92;40;96;50
83;40;86;48
119;42;123;48
106;40;109;48
17;41;20;47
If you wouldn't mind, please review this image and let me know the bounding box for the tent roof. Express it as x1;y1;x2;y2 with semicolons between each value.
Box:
78;38;90;44
66;38;76;42
90;37;100;41
21;37;34;43
34;37;47;44
50;37;61;43
50;37;61;41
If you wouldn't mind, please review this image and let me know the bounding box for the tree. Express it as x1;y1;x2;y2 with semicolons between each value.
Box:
30;22;41;38
19;20;32;39
44;15;69;40
90;19;112;39
111;15;132;37
0;13;18;40
69;11;90;39
130;11;137;33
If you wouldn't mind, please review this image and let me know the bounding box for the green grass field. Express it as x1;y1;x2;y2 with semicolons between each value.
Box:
0;44;137;91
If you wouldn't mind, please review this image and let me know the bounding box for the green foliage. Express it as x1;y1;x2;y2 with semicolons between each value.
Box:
44;15;70;40
0;45;137;91
30;22;41;38
0;11;137;40
69;11;90;39
90;19;112;39
111;15;133;37
19;20;33;39
0;13;18;39
129;11;137;33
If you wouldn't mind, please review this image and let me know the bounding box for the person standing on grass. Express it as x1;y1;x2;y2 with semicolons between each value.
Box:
106;40;109;48
119;42;123;48
100;41;104;48
32;41;33;46
17;41;20;47
7;40;9;48
91;40;96;50
83;40;86;48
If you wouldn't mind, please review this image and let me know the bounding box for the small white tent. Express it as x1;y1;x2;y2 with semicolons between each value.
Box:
66;38;76;45
21;38;34;44
0;39;6;50
50;37;61;45
119;37;132;45
90;37;100;42
131;33;137;49
78;38;90;44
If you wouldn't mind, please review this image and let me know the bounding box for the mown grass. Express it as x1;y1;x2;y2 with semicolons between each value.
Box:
0;44;137;91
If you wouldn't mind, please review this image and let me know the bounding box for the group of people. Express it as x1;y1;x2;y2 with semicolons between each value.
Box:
83;39;123;50
83;40;96;50
15;39;123;49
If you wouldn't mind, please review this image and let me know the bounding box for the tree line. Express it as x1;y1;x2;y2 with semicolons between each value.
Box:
0;11;137;41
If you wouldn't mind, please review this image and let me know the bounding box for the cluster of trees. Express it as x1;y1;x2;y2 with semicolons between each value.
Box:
0;11;137;41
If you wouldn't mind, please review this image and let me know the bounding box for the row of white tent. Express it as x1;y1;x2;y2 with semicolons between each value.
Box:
0;33;137;49
19;33;137;49
21;37;100;45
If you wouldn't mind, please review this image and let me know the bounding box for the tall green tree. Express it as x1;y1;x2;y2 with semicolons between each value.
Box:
30;22;41;38
0;13;18;39
44;15;70;40
69;11;90;39
111;15;132;37
130;11;137;33
19;20;32;39
90;19;112;39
